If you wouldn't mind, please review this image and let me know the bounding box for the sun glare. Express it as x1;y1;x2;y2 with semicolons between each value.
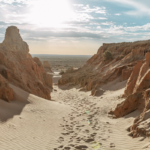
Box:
29;0;73;28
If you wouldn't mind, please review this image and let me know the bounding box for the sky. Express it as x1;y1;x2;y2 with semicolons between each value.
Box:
0;0;150;55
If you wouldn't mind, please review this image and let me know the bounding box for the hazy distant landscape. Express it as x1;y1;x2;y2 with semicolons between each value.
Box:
31;54;92;71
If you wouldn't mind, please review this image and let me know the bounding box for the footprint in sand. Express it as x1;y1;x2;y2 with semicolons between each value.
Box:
58;145;63;148
58;137;64;143
90;133;97;137
101;138;107;141
64;146;71;149
61;132;70;135
108;129;113;133
75;145;88;149
110;143;115;148
68;144;75;147
84;129;90;133
84;138;95;143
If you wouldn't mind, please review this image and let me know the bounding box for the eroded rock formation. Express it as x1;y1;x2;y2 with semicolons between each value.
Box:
111;53;150;138
0;26;52;100
59;40;150;96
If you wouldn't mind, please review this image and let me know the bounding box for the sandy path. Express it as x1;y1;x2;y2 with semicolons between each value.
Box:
52;76;150;150
0;73;149;150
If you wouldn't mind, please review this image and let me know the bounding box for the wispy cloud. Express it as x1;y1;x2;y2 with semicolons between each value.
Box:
98;17;107;19
115;13;121;16
74;4;106;14
108;0;150;16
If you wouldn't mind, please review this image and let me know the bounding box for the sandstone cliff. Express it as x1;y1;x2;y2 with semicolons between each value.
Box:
111;53;150;138
0;26;52;100
59;40;150;95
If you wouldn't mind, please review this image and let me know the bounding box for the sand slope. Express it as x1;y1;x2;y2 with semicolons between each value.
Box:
0;74;149;150
0;84;71;150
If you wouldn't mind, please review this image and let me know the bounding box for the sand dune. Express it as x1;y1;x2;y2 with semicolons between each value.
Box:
0;83;71;149
0;74;149;149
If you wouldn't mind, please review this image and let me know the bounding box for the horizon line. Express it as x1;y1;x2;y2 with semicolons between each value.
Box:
30;53;93;56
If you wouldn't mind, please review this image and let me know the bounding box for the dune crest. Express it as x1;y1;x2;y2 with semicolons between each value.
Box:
0;26;52;100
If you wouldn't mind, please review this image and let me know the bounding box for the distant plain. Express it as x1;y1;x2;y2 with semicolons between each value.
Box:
31;54;92;71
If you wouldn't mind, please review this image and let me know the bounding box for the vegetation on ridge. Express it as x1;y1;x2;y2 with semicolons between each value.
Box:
103;51;112;60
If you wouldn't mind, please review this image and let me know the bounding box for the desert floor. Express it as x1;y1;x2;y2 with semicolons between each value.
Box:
0;72;150;150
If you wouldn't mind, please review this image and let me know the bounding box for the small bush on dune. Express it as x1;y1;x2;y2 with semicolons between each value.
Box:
103;51;113;60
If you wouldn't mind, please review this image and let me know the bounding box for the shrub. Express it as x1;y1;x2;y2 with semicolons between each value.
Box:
103;51;112;60
59;70;65;75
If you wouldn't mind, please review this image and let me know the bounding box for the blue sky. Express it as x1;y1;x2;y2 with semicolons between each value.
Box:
0;0;150;55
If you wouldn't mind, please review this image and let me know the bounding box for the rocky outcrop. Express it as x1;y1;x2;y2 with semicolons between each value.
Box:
111;92;142;117
43;61;53;73
111;52;150;138
124;61;143;96
59;40;150;94
0;74;14;101
131;89;150;138
3;26;29;55
0;26;52;100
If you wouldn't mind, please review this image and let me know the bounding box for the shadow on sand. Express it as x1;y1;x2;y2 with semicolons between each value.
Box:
58;83;80;91
123;110;141;119
94;89;105;97
0;84;30;122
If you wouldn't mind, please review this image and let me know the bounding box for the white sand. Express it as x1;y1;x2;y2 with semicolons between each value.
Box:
0;74;149;150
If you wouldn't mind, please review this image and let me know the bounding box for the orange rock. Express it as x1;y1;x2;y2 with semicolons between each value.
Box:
145;52;150;63
111;52;150;138
0;26;52;100
0;74;14;101
112;92;142;117
124;61;143;96
133;53;150;93
130;89;150;138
